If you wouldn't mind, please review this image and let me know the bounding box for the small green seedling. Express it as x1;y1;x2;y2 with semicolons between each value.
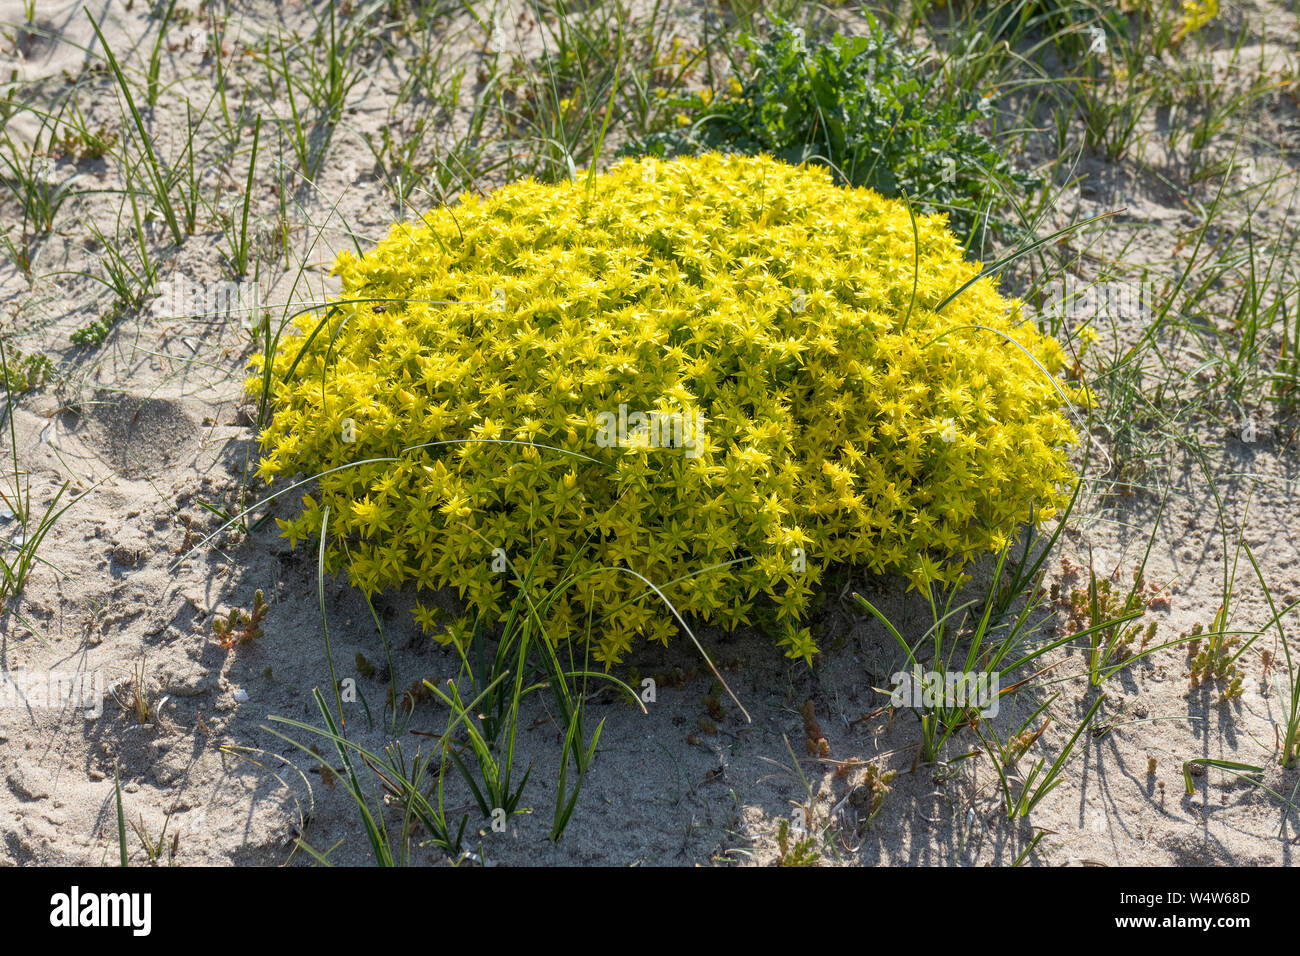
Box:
212;589;268;649
775;816;820;867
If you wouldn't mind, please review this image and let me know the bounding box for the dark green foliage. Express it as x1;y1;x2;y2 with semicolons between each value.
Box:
622;18;1039;249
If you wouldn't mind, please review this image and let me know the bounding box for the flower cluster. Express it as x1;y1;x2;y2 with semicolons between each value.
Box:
252;154;1081;665
1174;0;1218;42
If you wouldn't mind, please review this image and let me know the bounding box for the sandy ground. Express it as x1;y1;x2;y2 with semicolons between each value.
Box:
2;0;1300;866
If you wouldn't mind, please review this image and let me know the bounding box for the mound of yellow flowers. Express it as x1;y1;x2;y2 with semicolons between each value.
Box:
253;153;1080;664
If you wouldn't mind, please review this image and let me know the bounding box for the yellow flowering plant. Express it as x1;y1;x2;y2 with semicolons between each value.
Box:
1173;0;1218;42
252;154;1082;665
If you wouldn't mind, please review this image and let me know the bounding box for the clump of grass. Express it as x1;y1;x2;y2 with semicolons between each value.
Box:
113;659;154;725
979;692;1107;819
0;124;79;276
130;811;180;866
112;768;180;866
87;12;189;244
0;340;77;628
420;547;641;843
264;504;646;863
624;17;1040;247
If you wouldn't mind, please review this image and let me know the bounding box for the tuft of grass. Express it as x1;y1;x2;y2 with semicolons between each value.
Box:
421;545;640;842
0;340;78;630
222;115;262;278
0;124;79;276
113;658;153;725
980;692;1107;818
87;8;187;245
261;478;655;863
624;16;1039;248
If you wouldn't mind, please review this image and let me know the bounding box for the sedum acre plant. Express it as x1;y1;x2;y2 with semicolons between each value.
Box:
253;153;1081;665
